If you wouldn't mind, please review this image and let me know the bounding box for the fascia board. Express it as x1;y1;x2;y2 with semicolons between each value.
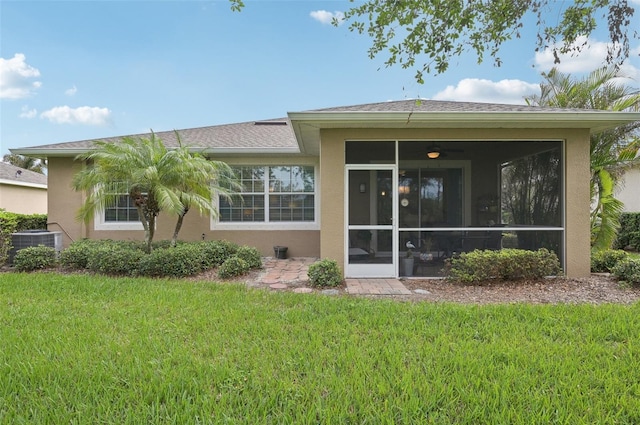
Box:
9;148;88;157
288;111;640;130
0;179;47;189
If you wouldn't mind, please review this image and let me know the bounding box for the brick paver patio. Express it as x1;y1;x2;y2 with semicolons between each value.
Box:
344;278;412;295
257;257;412;295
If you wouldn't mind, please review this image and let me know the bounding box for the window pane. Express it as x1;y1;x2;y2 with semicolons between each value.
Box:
104;193;139;223
269;194;314;222
501;148;561;226
220;165;314;223
218;194;265;222
270;166;315;193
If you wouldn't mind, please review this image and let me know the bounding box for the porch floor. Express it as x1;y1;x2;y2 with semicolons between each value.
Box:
258;257;412;295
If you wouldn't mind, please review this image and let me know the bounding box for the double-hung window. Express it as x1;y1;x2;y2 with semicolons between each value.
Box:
104;194;139;222
95;187;144;231
218;165;316;228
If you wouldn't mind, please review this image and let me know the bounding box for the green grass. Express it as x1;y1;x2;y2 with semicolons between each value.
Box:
1;273;640;424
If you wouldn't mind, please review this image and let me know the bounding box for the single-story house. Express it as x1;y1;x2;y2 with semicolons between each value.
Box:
11;100;640;278
0;161;47;215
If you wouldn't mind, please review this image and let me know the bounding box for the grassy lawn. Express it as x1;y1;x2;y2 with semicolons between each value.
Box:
1;273;640;424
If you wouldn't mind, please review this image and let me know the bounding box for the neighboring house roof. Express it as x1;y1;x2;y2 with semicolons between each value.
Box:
0;162;47;189
10;99;640;158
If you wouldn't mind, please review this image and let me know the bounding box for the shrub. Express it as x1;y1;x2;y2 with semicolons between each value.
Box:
611;258;640;286
614;212;640;250
235;245;262;269
13;245;57;272
308;259;343;288
199;240;239;267
630;231;640;252
217;256;249;279
14;214;47;232
86;243;145;276
591;249;628;273
447;248;561;284
59;239;102;270
138;244;205;278
0;212;18;266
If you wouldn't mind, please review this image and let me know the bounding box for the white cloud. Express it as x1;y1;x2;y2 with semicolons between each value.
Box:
535;36;617;73
65;85;77;96
432;78;540;104
310;10;344;25
40;105;112;126
534;37;640;86
19;105;37;119
0;53;42;99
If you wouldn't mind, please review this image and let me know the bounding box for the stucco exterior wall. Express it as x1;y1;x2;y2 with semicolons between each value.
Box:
0;183;47;214
47;155;321;258
47;127;592;277
618;168;640;212
564;129;592;278
47;157;86;247
318;127;592;278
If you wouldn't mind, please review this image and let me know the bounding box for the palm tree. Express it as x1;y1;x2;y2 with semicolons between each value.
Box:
72;132;238;253
526;67;640;250
2;153;47;174
168;132;239;247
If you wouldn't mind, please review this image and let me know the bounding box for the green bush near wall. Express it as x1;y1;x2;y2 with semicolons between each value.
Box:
0;211;48;266
58;239;260;279
615;212;640;251
446;248;562;284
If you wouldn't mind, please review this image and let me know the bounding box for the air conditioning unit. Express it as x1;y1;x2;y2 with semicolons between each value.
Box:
9;230;63;264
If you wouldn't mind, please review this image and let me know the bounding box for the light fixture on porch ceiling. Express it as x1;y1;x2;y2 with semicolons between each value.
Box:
426;149;440;159
426;144;464;158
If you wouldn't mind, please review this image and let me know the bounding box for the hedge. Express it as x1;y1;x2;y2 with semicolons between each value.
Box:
615;212;640;251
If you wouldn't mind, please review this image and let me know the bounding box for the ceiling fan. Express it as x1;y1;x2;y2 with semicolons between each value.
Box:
425;144;464;159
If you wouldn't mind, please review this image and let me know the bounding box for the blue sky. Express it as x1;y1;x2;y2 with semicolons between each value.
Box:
2;0;639;156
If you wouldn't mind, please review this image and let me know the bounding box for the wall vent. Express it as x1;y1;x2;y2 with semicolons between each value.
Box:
254;121;287;126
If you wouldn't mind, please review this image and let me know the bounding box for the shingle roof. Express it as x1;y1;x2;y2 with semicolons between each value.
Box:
306;99;598;113
0;162;47;186
22;118;298;152
11;99;629;156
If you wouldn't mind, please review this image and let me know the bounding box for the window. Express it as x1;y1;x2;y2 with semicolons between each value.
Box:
218;165;315;225
104;195;139;222
95;190;144;231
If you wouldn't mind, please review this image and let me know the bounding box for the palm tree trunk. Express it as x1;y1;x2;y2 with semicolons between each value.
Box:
135;205;153;254
171;208;189;247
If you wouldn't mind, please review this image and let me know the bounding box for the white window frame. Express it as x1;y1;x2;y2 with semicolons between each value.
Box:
212;164;320;231
95;192;144;231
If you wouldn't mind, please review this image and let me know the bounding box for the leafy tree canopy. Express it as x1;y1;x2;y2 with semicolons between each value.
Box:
325;0;637;83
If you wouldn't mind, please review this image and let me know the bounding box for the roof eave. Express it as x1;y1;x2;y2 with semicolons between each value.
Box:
288;110;640;127
0;179;47;189
288;110;640;154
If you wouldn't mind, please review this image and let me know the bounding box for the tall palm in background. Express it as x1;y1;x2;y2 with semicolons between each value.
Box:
526;67;640;250
2;153;47;174
72;132;238;253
